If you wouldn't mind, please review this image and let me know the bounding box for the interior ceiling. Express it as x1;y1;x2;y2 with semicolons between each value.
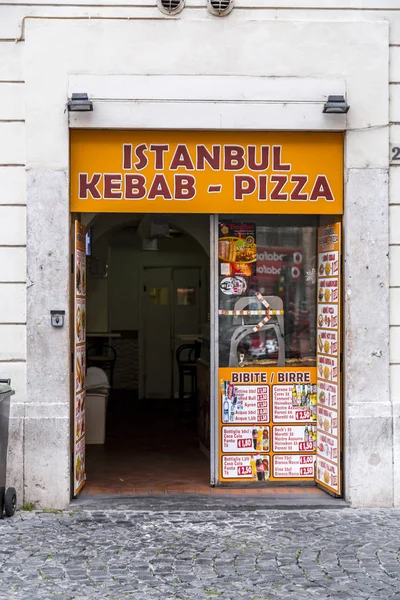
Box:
87;212;210;255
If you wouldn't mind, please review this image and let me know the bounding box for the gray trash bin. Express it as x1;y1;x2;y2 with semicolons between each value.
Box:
86;368;109;444
0;379;16;517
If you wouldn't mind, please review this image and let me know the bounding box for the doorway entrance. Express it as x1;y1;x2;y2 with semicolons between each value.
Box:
77;213;211;495
72;212;341;500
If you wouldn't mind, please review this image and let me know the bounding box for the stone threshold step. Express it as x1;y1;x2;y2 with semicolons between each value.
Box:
71;494;349;511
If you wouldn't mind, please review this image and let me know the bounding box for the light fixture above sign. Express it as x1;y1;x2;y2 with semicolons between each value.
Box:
322;95;350;114
67;93;93;112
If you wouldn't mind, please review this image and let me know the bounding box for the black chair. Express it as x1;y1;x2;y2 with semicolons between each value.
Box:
87;344;117;389
176;343;201;421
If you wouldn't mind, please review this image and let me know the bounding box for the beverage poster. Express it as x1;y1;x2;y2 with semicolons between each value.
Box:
222;426;270;453
316;222;341;495
218;221;256;277
273;454;315;479
273;425;316;453
222;454;270;481
219;367;317;482
73;221;86;496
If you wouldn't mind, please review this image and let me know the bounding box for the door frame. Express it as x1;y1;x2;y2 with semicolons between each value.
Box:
139;264;206;401
210;215;219;486
140;265;173;400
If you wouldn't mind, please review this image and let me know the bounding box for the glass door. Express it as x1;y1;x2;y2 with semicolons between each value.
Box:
215;215;320;485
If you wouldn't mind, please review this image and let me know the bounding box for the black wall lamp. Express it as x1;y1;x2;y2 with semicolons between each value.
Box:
67;93;93;112
323;95;350;114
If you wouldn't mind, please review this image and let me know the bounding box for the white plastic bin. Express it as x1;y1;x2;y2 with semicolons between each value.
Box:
85;367;109;444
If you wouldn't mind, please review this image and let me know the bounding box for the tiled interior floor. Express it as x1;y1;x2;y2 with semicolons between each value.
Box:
82;393;326;498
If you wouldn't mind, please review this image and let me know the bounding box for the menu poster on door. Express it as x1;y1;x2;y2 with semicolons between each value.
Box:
75;298;86;345
316;223;341;495
219;367;317;482
273;454;315;479
222;454;270;480
221;381;269;424
222;426;270;453
272;383;316;423
218;221;256;277
273;425;316;453
73;221;86;496
75;391;85;443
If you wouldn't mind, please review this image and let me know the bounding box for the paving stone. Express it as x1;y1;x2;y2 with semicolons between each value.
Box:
0;507;399;598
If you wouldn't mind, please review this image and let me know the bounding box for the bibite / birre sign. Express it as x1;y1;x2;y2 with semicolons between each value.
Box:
70;130;343;214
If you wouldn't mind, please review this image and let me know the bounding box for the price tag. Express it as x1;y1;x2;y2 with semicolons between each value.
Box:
299;441;314;452
237;465;252;476
237;438;252;449
300;466;314;476
300;455;314;465
257;401;268;408
296;410;311;421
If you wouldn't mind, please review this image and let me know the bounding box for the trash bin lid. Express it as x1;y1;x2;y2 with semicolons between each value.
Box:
0;379;12;395
86;367;110;391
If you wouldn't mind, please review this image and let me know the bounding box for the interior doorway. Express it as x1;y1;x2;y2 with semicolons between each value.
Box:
143;266;202;399
81;213;211;495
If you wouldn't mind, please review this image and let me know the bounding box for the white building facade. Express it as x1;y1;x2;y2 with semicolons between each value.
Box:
0;0;398;508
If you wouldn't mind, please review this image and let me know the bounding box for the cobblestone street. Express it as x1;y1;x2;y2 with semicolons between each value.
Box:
0;501;400;600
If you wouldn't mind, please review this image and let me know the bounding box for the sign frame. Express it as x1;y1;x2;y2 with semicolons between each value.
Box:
71;130;344;215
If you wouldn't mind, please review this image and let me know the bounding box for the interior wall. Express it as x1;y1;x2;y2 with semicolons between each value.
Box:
86;214;210;334
109;248;207;332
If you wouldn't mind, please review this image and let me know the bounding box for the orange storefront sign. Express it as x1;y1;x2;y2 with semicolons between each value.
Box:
70;130;343;214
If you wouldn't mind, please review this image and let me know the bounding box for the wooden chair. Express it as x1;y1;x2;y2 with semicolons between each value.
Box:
176;343;201;421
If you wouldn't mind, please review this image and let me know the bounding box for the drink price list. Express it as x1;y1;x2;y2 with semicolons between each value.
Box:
273;454;315;478
222;426;270;453
219;367;317;483
221;382;269;424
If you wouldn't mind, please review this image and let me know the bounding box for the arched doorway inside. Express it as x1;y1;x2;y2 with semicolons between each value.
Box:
83;213;211;494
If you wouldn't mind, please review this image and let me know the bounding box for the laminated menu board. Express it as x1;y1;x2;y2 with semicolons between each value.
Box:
219;367;317;482
218;221;256;277
316;222;341;495
73;221;86;496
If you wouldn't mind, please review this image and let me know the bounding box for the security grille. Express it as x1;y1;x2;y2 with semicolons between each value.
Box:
157;0;185;14
207;0;234;16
